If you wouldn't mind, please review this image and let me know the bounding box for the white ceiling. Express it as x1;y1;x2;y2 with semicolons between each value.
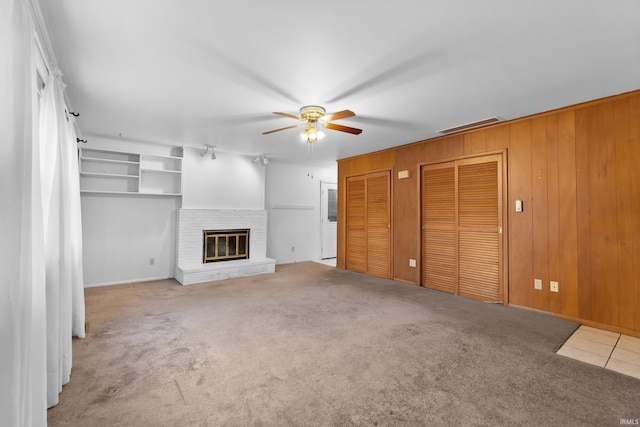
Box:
40;1;640;167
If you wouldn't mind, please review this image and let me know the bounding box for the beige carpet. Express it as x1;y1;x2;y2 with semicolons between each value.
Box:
48;262;640;426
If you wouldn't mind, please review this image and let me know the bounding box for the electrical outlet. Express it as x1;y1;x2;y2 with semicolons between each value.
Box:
550;281;559;292
534;279;543;290
291;246;295;252
149;258;155;265
409;259;416;268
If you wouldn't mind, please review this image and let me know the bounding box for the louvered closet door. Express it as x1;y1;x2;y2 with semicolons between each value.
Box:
366;172;391;278
421;155;503;302
346;177;366;272
457;156;501;302
346;171;391;278
422;163;457;293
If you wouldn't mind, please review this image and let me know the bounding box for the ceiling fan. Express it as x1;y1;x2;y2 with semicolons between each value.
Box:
262;105;363;143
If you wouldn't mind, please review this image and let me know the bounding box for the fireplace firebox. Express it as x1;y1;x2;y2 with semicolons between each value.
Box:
203;229;249;263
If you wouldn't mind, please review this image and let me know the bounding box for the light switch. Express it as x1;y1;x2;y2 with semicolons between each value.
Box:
515;199;523;212
534;279;543;290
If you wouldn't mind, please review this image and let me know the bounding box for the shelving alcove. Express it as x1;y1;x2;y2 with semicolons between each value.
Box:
78;146;183;196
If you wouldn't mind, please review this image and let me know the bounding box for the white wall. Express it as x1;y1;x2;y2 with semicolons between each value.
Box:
81;138;266;286
265;162;337;264
182;148;264;209
82;195;180;286
80;137;337;284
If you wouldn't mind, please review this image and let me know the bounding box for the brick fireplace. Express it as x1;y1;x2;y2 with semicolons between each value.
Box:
175;209;276;285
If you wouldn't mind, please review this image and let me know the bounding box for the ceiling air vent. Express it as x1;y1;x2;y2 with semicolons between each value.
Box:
437;116;502;134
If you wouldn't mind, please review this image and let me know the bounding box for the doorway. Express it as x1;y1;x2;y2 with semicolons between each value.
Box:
321;182;337;259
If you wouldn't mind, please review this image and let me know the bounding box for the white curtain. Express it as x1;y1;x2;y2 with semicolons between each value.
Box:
39;70;86;407
0;0;47;426
1;0;86;423
63;112;86;340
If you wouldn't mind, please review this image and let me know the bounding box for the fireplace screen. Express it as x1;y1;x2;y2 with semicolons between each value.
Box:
203;229;249;263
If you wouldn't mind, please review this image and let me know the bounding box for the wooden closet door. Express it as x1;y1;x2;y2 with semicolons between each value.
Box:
457;156;502;302
345;171;391;278
421;163;457;293
346;177;366;272
421;154;503;302
366;172;391;278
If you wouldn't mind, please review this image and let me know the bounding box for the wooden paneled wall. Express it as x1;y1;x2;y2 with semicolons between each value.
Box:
337;90;640;336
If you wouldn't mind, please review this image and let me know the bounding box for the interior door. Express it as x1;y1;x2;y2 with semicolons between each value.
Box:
365;172;391;278
421;154;503;302
421;162;457;293
346;177;366;272
456;156;502;301
346;171;391;278
321;182;337;259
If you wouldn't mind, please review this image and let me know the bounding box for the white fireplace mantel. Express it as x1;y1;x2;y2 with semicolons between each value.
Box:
175;209;276;285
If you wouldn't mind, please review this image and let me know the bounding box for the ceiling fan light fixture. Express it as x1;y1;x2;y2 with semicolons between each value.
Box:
302;124;325;143
263;105;361;140
299;105;326;122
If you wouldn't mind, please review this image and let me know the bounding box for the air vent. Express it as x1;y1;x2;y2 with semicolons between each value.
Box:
437;116;502;134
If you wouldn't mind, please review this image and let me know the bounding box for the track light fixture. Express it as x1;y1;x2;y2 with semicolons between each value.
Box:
199;145;216;160
253;154;269;165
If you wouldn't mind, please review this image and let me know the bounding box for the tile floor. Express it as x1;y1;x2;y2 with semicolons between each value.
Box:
557;325;640;380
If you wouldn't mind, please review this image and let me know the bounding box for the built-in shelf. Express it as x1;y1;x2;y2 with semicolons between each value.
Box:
81;157;140;165
80;171;139;179
140;168;182;175
79;147;182;196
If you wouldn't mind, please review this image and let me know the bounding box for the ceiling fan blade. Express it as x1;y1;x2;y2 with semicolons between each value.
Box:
325;123;363;135
262;124;300;135
323;109;356;122
273;112;301;121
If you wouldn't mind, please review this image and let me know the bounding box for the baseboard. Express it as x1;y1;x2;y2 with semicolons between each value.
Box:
84;276;174;288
